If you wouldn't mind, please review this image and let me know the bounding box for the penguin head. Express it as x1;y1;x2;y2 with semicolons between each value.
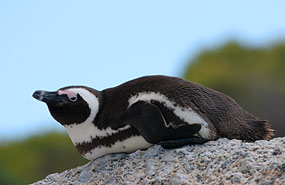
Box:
33;86;100;125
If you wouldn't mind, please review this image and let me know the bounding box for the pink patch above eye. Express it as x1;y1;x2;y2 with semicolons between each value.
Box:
58;90;77;100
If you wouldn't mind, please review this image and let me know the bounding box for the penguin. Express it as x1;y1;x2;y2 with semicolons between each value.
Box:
32;75;274;160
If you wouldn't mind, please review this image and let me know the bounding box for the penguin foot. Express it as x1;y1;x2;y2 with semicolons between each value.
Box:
158;137;209;149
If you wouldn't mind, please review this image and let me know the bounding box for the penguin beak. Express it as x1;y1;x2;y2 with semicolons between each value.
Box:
32;90;68;104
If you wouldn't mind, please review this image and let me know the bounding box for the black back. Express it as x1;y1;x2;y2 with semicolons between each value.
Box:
95;75;273;141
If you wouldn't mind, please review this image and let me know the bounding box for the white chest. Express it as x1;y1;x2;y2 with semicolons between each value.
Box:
64;122;152;160
83;135;152;160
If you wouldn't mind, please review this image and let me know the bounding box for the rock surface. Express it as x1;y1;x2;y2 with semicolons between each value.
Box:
32;137;285;185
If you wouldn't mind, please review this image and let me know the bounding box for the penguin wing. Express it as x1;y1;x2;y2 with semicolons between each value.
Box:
125;101;203;144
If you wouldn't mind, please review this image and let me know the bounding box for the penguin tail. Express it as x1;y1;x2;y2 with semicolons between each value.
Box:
260;120;274;139
250;120;274;141
219;119;274;142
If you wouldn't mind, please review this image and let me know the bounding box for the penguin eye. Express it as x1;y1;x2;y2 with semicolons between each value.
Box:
69;96;77;102
58;90;78;102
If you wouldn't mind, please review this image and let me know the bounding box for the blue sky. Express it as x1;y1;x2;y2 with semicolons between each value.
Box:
1;0;285;141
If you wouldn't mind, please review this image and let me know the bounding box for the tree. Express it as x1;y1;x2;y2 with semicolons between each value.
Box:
184;41;285;137
0;132;87;185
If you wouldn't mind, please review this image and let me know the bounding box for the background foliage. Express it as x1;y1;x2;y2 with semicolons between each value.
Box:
184;41;285;137
1;41;284;185
0;132;87;185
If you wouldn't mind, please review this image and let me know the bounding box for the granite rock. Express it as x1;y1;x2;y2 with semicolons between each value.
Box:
32;137;285;185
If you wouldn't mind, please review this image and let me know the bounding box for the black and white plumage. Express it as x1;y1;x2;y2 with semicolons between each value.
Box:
32;75;274;160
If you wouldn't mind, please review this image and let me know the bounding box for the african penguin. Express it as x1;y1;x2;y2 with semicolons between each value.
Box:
32;75;274;160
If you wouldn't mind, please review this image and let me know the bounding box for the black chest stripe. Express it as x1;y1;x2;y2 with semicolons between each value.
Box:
75;127;140;155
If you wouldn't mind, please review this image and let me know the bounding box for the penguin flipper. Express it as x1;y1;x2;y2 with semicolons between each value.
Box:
158;137;209;149
126;101;202;145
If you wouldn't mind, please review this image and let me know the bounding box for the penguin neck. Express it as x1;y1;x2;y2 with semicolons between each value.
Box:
63;90;101;146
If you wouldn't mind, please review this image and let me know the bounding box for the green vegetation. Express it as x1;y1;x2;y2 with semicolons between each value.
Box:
0;132;87;185
184;41;285;137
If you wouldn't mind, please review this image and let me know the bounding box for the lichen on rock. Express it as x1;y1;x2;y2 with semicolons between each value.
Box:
32;137;285;185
